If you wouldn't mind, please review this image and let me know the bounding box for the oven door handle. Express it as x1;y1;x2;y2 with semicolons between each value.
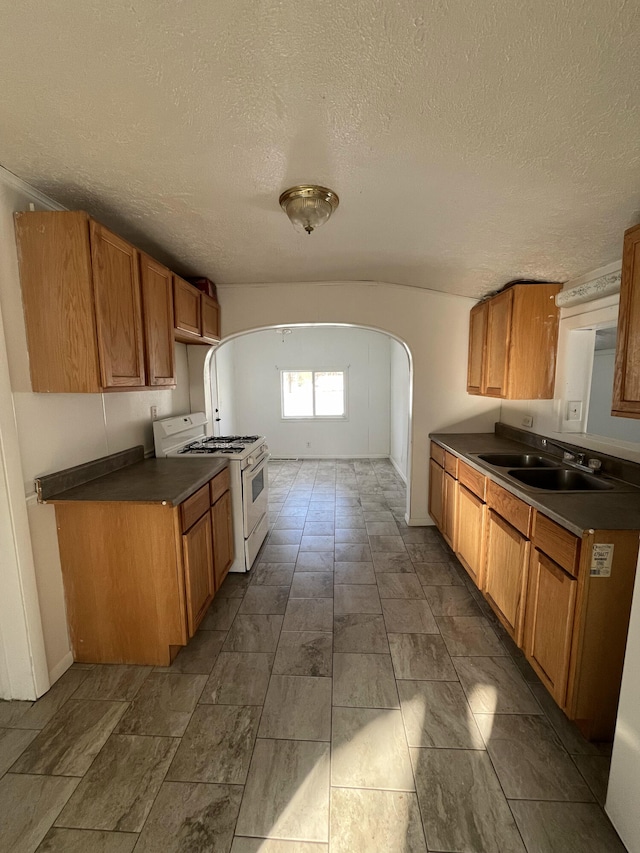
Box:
246;451;270;474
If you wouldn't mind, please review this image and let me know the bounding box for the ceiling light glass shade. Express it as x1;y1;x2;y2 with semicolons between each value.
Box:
279;185;339;234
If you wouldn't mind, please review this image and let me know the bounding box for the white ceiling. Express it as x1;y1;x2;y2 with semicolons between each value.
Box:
0;1;638;298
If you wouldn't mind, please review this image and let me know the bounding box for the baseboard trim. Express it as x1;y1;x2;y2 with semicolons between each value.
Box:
407;516;433;527
47;651;73;688
270;454;389;460
389;456;407;484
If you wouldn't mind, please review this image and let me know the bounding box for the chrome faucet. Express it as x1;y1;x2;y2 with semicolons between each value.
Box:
540;439;602;474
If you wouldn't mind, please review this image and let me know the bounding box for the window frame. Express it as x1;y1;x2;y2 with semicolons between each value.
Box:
280;368;349;421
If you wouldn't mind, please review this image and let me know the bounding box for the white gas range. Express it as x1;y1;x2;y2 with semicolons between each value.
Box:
153;413;270;573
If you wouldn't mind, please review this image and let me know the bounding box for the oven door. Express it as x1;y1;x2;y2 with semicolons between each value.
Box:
242;451;270;537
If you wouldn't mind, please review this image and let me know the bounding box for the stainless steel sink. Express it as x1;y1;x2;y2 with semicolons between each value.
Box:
477;453;559;468
507;468;614;491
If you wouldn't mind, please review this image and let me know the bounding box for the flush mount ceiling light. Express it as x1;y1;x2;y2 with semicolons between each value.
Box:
279;185;339;235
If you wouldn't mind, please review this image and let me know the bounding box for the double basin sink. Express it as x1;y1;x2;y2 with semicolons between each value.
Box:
470;453;617;493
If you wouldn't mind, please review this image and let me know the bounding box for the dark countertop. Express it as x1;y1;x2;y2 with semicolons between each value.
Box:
430;432;640;536
44;457;229;506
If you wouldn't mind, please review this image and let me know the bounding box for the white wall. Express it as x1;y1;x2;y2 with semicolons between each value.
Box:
389;338;410;481
216;281;499;523
216;326;392;458
588;349;640;444
0;167;192;696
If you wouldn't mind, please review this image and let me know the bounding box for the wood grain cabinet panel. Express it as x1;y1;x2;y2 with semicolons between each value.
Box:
466;283;561;399
484;509;530;644
484;290;513;397
467;302;488;395
428;458;444;530
442;472;457;550
212;490;234;590
140;254;176;386
173;276;201;337
455;484;485;587
183;511;215;637
525;549;577;706
613;223;640;418
89;220;146;388
201;293;221;342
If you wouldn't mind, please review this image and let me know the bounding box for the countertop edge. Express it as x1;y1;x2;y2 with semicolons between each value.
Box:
43;458;229;507
430;433;640;537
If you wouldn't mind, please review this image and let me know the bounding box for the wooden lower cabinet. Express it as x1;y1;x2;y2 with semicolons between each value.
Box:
183;511;215;637
212;490;234;590
428;458;444;529
52;468;233;666
442;472;457;549
455;484;485;587
483;509;529;644
525;549;577;706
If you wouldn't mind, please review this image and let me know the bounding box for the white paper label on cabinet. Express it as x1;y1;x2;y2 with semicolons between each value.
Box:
590;544;614;577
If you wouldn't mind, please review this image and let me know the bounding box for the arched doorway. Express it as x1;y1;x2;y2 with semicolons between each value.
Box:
202;323;413;522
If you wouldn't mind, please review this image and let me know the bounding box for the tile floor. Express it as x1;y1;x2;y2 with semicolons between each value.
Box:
0;458;628;852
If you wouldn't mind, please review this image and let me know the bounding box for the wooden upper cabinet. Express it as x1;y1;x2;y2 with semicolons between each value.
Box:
14;211;178;392
484;290;513;397
201;293;221;342
173;277;221;345
467;283;561;399
90;220;145;388
612;223;640;418
15;211;102;393
467;302;488;394
173;276;201;337
139;254;176;387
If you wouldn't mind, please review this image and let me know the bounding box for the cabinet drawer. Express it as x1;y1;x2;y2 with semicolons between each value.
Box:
180;484;210;533
430;442;445;467
486;480;532;537
210;467;231;505
458;460;486;500
533;512;580;577
444;451;458;478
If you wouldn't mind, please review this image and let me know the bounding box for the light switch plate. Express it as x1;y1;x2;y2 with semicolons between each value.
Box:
567;401;582;421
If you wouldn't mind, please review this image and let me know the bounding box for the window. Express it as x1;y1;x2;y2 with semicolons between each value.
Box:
281;370;346;419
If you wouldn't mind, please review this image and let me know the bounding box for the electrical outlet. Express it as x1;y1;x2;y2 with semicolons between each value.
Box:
306;441;311;448
521;416;533;428
150;405;158;421
567;401;582;421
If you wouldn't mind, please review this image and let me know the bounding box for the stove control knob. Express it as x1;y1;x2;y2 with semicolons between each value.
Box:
247;456;254;467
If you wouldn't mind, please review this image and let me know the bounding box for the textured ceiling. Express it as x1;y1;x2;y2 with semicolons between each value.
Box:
0;1;639;298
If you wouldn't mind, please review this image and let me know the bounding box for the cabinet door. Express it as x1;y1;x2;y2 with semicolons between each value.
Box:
467;302;488;394
90;220;146;388
182;512;215;636
484;509;529;643
455;484;485;587
428;459;444;530
613;224;640;418
442;472;457;550
139;254;176;386
174;276;201;336
525;549;577;706
484;290;513;397
201;294;221;342
212;490;234;590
